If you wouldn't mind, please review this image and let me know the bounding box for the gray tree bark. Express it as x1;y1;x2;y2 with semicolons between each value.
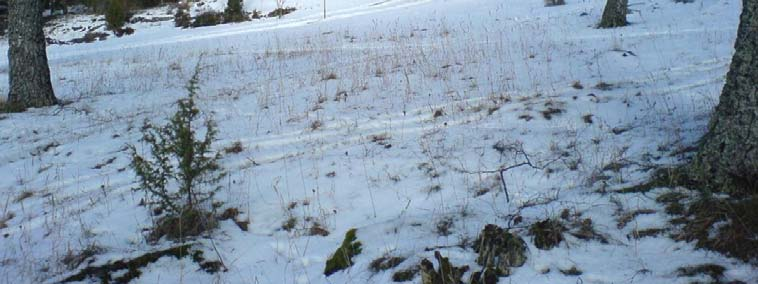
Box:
690;0;757;196
6;0;57;111
598;0;628;28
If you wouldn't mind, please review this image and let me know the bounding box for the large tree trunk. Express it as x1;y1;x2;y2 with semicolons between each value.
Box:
598;0;628;28
690;0;757;196
6;0;57;111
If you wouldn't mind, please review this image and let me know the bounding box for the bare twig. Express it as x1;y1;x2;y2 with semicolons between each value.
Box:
208;236;229;272
458;146;557;202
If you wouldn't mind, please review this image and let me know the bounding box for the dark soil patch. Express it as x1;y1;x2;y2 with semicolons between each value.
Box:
61;245;224;283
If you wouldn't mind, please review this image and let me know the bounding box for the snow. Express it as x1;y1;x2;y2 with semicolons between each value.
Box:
0;0;756;283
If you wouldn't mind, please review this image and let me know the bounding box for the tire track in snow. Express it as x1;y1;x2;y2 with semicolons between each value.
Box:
222;57;730;169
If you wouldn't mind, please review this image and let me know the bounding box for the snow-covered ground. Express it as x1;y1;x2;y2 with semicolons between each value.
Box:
0;0;755;283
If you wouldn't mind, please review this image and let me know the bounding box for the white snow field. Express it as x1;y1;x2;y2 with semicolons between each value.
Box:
0;0;755;283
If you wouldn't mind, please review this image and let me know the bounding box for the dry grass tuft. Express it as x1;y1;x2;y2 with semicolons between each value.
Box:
224;141;244;154
369;255;406;272
529;219;566;250
149;208;217;242
544;0;566;7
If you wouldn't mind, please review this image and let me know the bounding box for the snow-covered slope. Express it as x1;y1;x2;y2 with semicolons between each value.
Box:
0;0;755;283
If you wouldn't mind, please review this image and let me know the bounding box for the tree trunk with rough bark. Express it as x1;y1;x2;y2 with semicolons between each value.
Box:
690;0;757;196
598;0;628;28
6;0;57;111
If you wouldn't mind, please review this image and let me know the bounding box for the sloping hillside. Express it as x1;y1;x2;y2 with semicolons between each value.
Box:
0;0;755;283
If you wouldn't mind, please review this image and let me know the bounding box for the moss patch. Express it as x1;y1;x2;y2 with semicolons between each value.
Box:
324;228;363;276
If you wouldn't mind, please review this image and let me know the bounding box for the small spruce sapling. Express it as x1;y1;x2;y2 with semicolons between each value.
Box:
129;63;225;240
105;0;129;31
174;2;192;28
224;0;247;23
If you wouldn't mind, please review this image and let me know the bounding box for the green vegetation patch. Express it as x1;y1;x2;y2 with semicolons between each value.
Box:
324;228;363;276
